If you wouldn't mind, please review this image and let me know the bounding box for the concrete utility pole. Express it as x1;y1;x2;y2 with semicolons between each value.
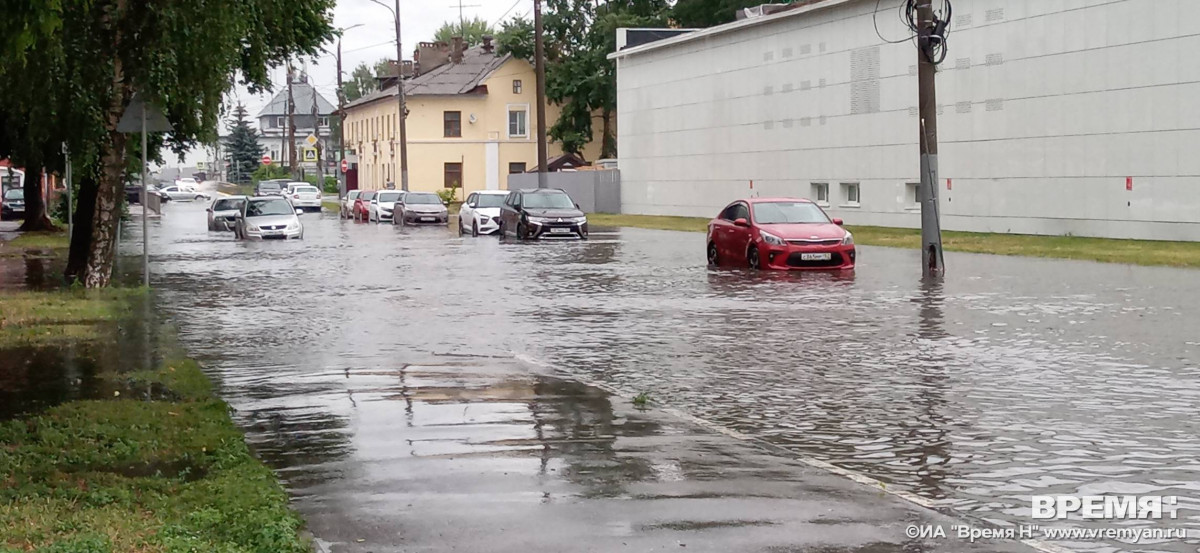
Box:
371;0;410;191
287;63;298;177
916;1;945;277
336;26;366;197
534;0;549;188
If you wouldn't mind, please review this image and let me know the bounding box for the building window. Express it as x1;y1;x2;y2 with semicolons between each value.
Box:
841;182;860;206
444;111;462;137
513;79;523;94
275;116;284;128
906;182;920;207
508;162;527;174
445;162;463;188
508;108;528;138
811;182;829;205
318;116;329;127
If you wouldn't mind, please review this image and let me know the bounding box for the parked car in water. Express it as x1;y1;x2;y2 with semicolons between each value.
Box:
1;189;25;220
498;188;588;240
458;190;508;236
176;177;199;190
255;180;286;196
394;191;448;226
160;185;210;202
234;196;303;240
370;190;404;223
207;195;247;231
340;190;361;219
287;184;322;212
352;190;376;221
706;197;855;271
126;184;170;205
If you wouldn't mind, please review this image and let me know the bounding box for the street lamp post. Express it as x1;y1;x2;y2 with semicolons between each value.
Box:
368;0;410;192
336;24;365;198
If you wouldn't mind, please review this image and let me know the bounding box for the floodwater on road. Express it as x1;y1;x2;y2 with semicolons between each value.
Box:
132;201;1199;552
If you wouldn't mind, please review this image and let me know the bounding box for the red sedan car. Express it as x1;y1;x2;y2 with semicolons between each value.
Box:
352;190;376;221
707;197;855;270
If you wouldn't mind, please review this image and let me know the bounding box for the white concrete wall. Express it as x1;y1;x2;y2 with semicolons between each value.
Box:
616;0;1200;241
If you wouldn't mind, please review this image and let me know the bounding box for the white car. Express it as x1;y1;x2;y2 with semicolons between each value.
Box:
176;177;199;190
207;195;247;231
458;190;508;236
234;196;304;240
288;184;323;212
369;190;404;223
160;185;210;202
340;190;361;219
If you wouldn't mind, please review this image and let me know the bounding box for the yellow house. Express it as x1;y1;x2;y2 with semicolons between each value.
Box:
342;40;601;195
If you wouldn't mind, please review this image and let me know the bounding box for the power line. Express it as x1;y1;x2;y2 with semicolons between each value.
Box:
492;0;523;26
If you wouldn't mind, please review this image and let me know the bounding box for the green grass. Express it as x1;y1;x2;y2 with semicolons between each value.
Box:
586;213;1200;268
0;230;70;258
217;183;255;197
321;200;340;212
0;289;144;347
0;360;310;553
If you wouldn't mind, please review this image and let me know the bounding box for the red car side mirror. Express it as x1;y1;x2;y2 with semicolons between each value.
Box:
833;218;844;226
733;218;749;227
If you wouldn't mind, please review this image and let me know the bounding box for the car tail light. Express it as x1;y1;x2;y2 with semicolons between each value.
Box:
293;194;300;199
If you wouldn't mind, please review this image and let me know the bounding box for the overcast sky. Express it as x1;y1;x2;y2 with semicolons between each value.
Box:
169;0;529;169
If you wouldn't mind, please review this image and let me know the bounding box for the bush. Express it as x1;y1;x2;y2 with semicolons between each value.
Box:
305;175;338;194
437;188;458;204
251;164;289;184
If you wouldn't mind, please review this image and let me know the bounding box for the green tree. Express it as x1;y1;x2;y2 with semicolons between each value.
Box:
670;0;765;28
496;17;535;62
341;59;392;102
433;17;495;46
225;105;263;184
252;163;290;183
0;0;335;287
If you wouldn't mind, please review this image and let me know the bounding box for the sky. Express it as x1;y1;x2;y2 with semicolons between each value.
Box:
169;0;530;169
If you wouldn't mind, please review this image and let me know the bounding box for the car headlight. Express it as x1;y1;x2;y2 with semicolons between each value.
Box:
572;216;588;224
842;232;854;246
759;230;786;246
247;224;260;232
527;216;551;224
287;222;300;231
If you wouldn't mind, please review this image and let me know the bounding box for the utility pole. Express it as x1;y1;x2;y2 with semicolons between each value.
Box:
534;0;549;188
449;0;481;38
337;30;347;197
287;63;298;177
394;0;409;192
916;1;945;277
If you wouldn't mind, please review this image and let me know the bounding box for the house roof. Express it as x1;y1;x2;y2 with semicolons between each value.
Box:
609;0;841;60
345;46;512;110
257;80;337;117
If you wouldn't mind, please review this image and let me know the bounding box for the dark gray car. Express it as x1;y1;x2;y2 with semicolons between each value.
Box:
498;188;588;240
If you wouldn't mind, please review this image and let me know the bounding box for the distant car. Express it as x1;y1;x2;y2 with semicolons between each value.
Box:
207;195;247;231
340;190;361;219
160;185;209;202
498;188;588;240
255;180;285;196
353;190;375;221
1;189;25;220
395;191;448;226
458;190;508;236
706;197;855;271
370;190;404;223
288;184;322;212
234;196;303;240
126;185;169;205
176;177;199;189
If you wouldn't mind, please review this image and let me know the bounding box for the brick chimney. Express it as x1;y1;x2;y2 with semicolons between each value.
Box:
481;35;494;54
450;36;465;64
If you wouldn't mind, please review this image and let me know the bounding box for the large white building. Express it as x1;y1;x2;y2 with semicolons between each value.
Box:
612;0;1200;241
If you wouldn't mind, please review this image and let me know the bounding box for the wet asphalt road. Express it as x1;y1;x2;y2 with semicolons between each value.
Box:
128;200;1199;552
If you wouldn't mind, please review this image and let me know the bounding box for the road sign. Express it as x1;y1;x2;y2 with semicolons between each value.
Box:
261;154;272;165
341;159;349;173
305;134;318;147
302;148;318;162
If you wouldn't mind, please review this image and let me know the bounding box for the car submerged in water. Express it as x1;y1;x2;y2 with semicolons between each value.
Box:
707;197;855;271
207;196;247;231
234;196;304;240
498;188;588;240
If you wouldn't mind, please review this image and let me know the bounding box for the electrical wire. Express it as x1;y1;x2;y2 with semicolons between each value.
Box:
897;0;952;65
873;0;915;44
492;0;523;26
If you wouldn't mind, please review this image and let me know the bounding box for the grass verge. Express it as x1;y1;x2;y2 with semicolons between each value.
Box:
0;230;70;258
586;213;1200;268
0;359;310;553
321;200;340;212
0;289;145;347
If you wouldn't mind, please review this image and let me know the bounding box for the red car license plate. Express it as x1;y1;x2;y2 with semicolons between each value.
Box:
800;252;832;261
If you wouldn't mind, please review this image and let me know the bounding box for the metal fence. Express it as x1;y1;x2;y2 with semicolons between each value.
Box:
506;170;621;213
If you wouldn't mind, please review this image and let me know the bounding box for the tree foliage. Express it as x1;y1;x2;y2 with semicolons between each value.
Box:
341;59;392;103
225;105;263;184
433;17;495;46
669;0;764;28
0;0;336;286
496;17;535;62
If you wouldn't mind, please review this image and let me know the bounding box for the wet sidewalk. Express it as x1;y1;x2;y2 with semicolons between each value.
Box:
234;357;1035;553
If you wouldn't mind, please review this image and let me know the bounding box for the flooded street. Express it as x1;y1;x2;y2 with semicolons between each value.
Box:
133;202;1199;552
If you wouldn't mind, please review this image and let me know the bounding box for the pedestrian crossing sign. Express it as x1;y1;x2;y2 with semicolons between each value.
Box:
302;147;318;162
